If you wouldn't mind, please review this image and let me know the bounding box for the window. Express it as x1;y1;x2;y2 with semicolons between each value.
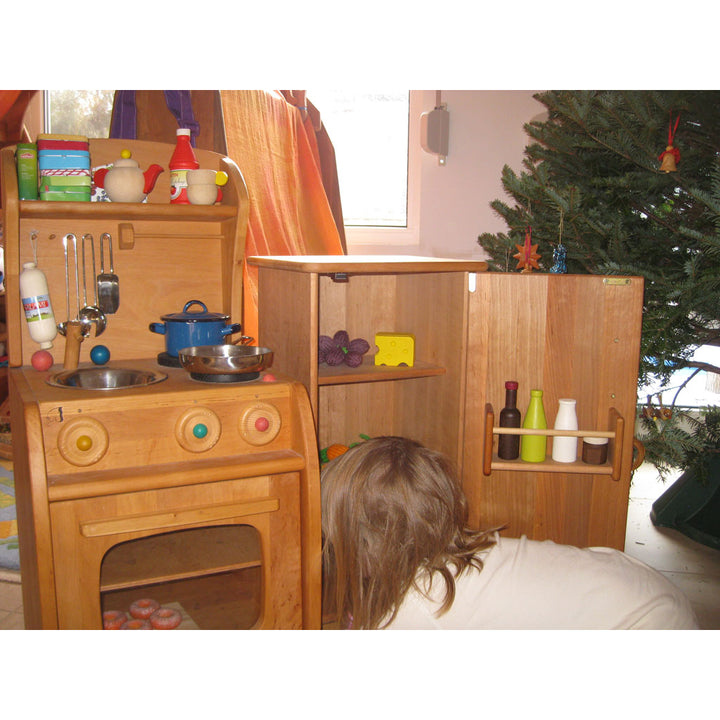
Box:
309;91;421;249
45;90;114;137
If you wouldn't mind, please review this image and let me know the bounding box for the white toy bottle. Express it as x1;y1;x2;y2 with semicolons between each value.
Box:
20;261;57;349
552;398;578;462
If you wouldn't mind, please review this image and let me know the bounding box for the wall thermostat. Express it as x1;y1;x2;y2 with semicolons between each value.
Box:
420;103;449;164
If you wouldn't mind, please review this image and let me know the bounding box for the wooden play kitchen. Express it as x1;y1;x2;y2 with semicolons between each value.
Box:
2;138;322;629
250;257;644;551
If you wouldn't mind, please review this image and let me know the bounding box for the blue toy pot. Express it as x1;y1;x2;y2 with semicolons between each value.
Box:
149;300;243;357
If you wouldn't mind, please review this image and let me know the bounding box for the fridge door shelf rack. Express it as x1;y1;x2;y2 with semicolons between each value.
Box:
483;404;624;480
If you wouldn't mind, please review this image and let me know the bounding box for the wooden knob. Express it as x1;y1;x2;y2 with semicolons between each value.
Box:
175;407;221;452
239;403;281;446
57;417;109;466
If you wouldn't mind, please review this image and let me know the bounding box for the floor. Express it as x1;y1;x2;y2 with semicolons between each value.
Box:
623;463;720;629
1;462;719;629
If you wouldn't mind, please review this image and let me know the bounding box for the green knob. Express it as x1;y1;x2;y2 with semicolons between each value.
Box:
193;423;208;439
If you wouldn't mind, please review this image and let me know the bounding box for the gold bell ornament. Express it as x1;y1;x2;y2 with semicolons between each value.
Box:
659;113;680;173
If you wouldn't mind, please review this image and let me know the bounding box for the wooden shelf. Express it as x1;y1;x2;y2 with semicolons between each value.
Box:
101;560;262;592
99;525;261;592
18;199;237;222
483;403;624;481
318;357;446;386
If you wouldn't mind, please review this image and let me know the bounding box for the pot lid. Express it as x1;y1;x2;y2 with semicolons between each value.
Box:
161;300;229;323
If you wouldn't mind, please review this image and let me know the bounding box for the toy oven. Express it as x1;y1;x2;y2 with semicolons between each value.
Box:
10;364;321;630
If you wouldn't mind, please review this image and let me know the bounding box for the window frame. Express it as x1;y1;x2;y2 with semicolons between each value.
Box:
344;90;422;251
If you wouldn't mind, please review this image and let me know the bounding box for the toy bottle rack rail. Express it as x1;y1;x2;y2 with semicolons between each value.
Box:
483;404;624;481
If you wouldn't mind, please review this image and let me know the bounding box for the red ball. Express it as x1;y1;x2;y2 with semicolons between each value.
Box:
31;350;54;372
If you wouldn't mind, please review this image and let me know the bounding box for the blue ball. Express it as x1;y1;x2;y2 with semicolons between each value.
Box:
90;345;110;365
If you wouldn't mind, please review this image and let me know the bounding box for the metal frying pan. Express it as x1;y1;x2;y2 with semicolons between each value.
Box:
177;345;273;380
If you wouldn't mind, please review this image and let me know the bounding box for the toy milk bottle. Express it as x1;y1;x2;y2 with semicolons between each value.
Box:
520;389;547;462
552;398;579;462
169;128;199;204
498;381;521;460
20;262;57;348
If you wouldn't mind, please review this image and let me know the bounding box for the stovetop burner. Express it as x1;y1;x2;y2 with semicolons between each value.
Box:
157;352;182;368
189;371;261;384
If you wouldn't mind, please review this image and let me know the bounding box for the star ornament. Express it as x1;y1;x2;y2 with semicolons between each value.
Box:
514;226;541;272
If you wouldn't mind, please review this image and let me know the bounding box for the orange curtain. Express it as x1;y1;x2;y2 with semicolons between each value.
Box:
220;90;345;340
281;91;347;254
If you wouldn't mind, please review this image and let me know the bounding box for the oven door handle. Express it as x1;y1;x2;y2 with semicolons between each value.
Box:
79;497;280;538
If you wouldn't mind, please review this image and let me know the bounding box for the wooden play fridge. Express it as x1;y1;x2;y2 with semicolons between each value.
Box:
250;257;644;550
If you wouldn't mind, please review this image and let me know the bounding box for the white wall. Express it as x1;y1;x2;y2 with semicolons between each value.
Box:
349;90;545;259
419;90;545;259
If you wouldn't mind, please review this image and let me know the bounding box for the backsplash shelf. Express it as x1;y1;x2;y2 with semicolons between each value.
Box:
17;200;237;222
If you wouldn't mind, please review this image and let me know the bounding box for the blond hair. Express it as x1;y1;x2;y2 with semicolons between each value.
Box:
321;436;496;629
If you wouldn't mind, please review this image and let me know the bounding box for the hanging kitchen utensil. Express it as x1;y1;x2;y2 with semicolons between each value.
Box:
56;233;90;336
56;233;72;337
55;233;86;370
79;234;106;336
97;232;119;314
67;233;93;339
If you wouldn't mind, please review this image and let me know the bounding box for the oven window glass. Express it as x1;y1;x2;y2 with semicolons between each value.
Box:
100;525;262;629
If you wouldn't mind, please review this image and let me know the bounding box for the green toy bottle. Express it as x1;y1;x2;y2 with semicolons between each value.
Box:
521;389;547;462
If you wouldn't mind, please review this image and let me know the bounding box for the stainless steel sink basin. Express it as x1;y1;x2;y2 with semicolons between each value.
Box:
46;367;168;390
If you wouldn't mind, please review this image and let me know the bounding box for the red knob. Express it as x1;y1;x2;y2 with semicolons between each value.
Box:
255;416;270;432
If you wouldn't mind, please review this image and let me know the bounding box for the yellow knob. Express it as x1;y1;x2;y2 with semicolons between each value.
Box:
57;417;109;467
215;171;229;186
121;149;132;159
76;435;93;451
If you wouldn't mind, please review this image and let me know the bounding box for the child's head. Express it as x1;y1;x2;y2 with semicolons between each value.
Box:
321;436;494;628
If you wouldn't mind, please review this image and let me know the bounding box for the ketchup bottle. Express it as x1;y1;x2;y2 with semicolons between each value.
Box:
169;128;199;204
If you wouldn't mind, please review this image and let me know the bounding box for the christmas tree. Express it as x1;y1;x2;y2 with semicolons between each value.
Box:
478;90;720;479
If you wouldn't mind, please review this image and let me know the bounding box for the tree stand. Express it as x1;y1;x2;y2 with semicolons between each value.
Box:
651;456;720;550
